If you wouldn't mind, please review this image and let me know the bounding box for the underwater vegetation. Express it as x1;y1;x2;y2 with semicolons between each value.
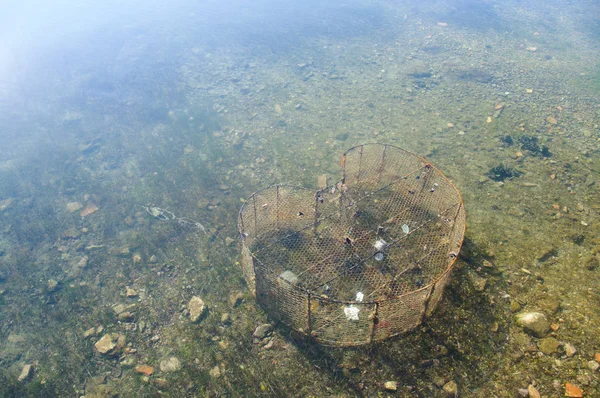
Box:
487;164;522;182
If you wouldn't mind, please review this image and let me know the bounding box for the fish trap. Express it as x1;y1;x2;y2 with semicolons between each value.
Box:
238;143;465;346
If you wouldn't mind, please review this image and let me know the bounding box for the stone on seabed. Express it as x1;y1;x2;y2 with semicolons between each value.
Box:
516;312;549;337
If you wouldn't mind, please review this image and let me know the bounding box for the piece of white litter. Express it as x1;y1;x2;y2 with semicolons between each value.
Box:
402;224;410;234
374;239;387;251
344;305;360;321
355;292;364;302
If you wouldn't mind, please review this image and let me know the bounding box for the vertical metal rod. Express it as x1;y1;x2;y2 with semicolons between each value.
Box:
276;185;280;231
307;291;312;334
356;145;364;185
421;284;435;322
313;190;321;236
368;303;379;344
377;144;387;184
252;194;257;236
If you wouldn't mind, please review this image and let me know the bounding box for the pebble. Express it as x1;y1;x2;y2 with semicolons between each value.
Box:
253;324;274;344
588;360;599;372
517;388;528;397
188;296;207;323
47;279;59;292
135;365;154;376
442;380;457;397
152;378;169;389
94;333;126;356
564;383;583;397
17;364;34;382
209;365;221;378
159;356;181;373
118;311;134;322
510;301;522;313
527;385;541;398
80;203;99;217
83;327;97;338
221;313;231;325
564;343;577;357
516;312;550;337
66;202;83;213
229;291;244;307
384;381;397;391
538;337;560;355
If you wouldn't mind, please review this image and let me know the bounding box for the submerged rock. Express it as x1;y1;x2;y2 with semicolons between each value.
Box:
159;356;181;373
253;324;273;344
188;296;207;323
516;312;549;337
17;364;34;382
94;333;126;356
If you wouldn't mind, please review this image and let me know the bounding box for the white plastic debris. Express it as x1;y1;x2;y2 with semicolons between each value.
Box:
402;224;410;234
279;270;299;285
374;239;387;251
344;305;360;321
355;292;364;302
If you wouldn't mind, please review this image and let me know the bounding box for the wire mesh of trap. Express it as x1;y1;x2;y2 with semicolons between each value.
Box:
238;143;465;346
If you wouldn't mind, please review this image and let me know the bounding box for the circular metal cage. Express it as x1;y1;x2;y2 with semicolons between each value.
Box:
238;143;465;346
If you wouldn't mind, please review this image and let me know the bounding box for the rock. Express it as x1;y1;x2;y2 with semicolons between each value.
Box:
442;380;458;397
118;311;134;322
516;312;550;337
17;364;34;382
0;198;14;211
517;388;528;397
510;301;522;313
152;378;169;390
188;296;207;323
159;356;181;373
221;313;231;325
384;381;397;391
406;60;431;78
125;287;138;297
225;237;235;246
66;202;83;213
47;279;59;292
527;384;541;398
80;203;99;217
62;228;81;239
120;356;136;367
209;365;221;378
83;327;97;338
584;255;599;271
565;383;583;397
546;116;557;125
113;304;127;315
587;360;599;372
253;324;273;344
135;365;154;376
538;337;560;355
94;333;125;356
228;291;244;307
564;343;577;357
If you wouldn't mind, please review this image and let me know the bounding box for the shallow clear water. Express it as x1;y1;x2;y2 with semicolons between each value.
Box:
0;0;599;396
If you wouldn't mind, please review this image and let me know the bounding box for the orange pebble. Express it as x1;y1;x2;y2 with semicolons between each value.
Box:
565;383;583;398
